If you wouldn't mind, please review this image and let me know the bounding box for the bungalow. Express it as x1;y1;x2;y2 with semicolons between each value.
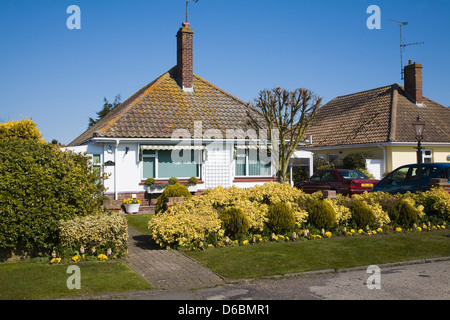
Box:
64;22;313;213
305;61;450;179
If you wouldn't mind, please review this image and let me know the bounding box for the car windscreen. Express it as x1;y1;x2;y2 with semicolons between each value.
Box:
338;170;369;179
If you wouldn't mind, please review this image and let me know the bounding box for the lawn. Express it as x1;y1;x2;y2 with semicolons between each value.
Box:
125;214;450;279
0;260;152;300
186;230;450;279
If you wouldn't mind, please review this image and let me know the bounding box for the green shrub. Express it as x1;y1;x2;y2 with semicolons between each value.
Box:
58;213;128;256
0;136;105;255
306;200;336;230
343;153;365;170
168;177;179;185
266;203;296;234
155;183;192;213
388;199;418;227
145;178;156;186
350;201;376;228
220;207;250;237
188;176;198;185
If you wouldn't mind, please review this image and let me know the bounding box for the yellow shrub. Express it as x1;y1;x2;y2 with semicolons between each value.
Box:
58;213;128;255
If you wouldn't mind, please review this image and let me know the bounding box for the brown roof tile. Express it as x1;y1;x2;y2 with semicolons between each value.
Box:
68;67;264;146
305;84;450;147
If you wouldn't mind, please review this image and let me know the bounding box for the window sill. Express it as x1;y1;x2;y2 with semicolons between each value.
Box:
233;177;278;182
139;179;204;185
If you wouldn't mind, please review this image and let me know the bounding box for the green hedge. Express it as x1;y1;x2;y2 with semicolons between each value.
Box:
0;137;105;254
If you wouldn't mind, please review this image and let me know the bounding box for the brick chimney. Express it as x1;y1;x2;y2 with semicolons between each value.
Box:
176;22;194;92
404;60;423;105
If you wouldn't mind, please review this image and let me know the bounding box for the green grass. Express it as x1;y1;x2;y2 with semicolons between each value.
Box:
0;260;152;300
126;214;153;235
186;230;450;279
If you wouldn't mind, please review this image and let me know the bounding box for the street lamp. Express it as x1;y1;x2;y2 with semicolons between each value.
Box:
413;115;425;192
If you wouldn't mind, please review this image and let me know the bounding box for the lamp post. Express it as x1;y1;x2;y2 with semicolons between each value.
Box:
413;115;425;192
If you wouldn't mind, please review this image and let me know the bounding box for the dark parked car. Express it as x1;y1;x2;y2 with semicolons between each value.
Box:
372;163;450;194
294;169;379;195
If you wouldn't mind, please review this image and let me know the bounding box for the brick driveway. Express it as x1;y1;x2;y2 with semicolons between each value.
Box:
126;227;224;290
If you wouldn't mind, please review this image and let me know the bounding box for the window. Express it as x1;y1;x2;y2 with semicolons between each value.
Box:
339;170;368;179
235;148;271;177
158;150;198;178
328;154;339;165
422;150;432;163
92;154;102;183
142;149;199;179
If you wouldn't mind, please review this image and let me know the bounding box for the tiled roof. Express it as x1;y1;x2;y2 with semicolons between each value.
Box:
305;84;450;147
68;67;264;146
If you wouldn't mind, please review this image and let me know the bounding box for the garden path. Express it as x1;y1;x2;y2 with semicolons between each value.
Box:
126;226;224;290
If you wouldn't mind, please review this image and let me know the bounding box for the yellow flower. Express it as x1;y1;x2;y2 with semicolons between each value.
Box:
358;229;363;234
377;228;383;232
72;255;81;262
325;231;332;238
50;258;61;264
243;240;249;245
350;229;356;233
395;227;402;232
417;226;422;231
98;254;108;260
372;230;377;235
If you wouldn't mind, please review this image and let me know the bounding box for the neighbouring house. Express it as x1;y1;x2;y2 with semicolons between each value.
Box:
63;22;313;213
304;61;450;180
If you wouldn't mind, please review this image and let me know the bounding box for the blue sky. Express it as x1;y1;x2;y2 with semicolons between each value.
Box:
1;0;449;145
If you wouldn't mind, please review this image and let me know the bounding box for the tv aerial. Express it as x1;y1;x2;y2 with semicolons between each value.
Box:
185;0;199;23
389;19;424;80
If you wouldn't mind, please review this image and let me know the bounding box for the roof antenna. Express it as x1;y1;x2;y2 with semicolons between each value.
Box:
389;20;424;80
185;0;199;23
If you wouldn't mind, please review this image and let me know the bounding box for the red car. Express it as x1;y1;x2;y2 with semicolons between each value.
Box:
294;169;379;195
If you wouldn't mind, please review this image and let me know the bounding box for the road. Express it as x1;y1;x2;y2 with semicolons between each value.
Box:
92;257;450;301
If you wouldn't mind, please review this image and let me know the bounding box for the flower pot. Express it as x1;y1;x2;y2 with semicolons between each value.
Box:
187;185;198;193
124;203;140;214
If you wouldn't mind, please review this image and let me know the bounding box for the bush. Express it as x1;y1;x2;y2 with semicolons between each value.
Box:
188;176;198;185
145;178;156;186
155;183;192;213
343;153;365;170
0;118;42;141
149;198;223;249
388;199;418;227
415;187;450;220
0;136;105;255
306;200;336;230
168;177;179;185
266;203;296;234
58;213;128;256
350;201;376;228
220;207;250;237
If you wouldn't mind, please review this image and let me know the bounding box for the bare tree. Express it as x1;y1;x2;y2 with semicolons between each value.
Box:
248;87;322;184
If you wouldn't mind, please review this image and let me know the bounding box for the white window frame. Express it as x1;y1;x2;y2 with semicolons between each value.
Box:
141;149;201;180
422;149;432;163
234;148;273;178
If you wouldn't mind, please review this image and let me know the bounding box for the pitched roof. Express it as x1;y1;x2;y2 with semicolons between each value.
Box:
305;83;450;148
68;67;264;146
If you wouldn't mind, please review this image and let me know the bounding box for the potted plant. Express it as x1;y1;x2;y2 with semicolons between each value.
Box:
145;178;157;193
187;176;198;192
123;198;141;214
